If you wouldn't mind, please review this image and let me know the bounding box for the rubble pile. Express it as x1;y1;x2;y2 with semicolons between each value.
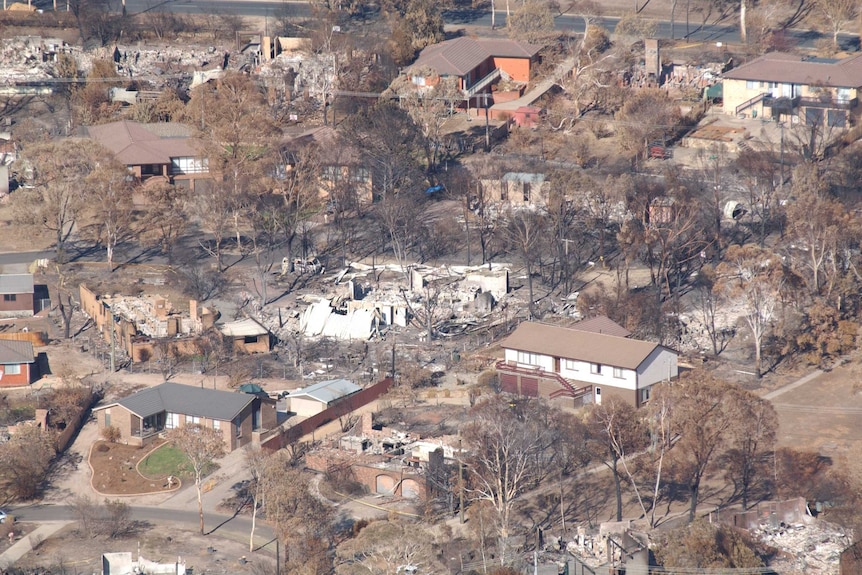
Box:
0;35;73;86
753;520;849;575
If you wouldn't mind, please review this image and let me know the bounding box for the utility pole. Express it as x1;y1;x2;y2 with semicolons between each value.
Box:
106;303;116;373
459;438;465;524
779;121;785;190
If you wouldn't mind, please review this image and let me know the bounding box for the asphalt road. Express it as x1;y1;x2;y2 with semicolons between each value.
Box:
0;250;54;267
9;503;276;542
115;0;859;50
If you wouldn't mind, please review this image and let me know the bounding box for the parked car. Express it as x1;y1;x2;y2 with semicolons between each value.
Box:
0;509;7;523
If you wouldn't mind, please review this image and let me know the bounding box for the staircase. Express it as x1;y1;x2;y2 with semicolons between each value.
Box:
495;360;593;402
735;92;768;116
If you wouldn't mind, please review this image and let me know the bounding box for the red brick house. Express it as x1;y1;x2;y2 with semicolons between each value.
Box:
93;382;278;451
81;121;209;192
0;273;34;318
408;37;541;105
0;340;36;387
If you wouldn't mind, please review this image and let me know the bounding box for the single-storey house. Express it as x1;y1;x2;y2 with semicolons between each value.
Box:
408;37;541;104
722;52;862;127
219;317;271;354
80;120;209;191
93;382;277;450
497;321;678;408
0;340;36;387
0;273;34;318
281;126;373;206
287;378;362;417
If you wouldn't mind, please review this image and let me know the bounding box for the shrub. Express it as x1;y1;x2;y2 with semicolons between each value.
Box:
101;426;121;443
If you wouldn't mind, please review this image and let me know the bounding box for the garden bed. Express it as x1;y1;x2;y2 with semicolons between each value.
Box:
89;440;182;496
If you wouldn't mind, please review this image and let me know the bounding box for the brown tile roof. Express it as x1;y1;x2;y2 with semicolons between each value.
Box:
411;37;541;77
722;52;862;88
83;120;199;166
284;126;361;164
571;316;631;338
501;322;663;370
0;340;34;365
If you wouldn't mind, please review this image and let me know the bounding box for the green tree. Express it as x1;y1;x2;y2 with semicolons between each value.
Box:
507;0;554;43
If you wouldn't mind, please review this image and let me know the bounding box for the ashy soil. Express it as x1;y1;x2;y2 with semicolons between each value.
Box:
14;523;275;575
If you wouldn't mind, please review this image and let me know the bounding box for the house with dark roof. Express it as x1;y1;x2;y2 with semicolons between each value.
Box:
0;273;34;318
497;321;677;408
0;340;36;387
722;52;862;127
408;37;541;104
80;120;209;191
93;382;277;450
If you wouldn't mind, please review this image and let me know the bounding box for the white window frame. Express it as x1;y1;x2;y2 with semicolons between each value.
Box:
516;351;541;367
212;419;221;431
590;363;602;375
186;415;200;425
4;364;21;375
165;412;180;429
641;386;652;403
234;416;242;438
564;359;578;371
613;366;625;379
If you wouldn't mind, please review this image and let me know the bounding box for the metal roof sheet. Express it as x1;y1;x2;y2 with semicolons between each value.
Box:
219;318;270;337
289;379;361;404
115;382;255;420
0;274;33;294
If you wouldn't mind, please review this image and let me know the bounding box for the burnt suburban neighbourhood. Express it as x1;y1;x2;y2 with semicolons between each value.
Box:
4;0;862;573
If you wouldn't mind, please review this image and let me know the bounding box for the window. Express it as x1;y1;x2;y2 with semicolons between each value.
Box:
104;409;111;427
522;182;531;202
351;167;370;183
3;294;16;302
235;416;242;438
516;351;541;367
322;165;342;182
212;419;221;431
746;80;759;90
244;335;259;344
165;412;180;429
4;364;20;375
564;359;578;371
806;108;824;126
613;367;624;379
641;386;652;403
828;110;847;128
170;157;207;175
590;363;602;375
500;181;507;201
186;415;200;425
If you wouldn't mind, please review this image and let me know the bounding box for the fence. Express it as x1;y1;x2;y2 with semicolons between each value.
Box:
0;331;47;346
262;377;394;450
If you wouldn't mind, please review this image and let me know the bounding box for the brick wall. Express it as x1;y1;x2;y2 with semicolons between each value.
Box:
262;378;394;450
0;362;32;387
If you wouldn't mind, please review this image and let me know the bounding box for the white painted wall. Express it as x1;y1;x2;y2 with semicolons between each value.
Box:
637;347;678;387
289;397;327;417
559;359;636;390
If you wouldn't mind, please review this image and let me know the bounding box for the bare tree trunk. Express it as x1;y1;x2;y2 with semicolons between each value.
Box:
197;478;205;534
740;0;747;43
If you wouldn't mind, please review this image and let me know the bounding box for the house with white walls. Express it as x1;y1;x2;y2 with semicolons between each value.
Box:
497;320;678;408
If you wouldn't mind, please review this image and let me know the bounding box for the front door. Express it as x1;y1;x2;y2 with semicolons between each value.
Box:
595;386;602;405
554;357;561;373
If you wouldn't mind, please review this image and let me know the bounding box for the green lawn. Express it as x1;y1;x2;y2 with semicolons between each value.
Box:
139;444;219;480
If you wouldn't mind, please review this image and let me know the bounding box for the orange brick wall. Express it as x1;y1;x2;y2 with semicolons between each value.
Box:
492;57;532;82
0;363;31;387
